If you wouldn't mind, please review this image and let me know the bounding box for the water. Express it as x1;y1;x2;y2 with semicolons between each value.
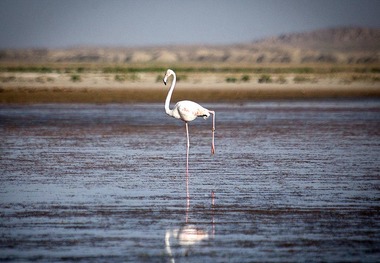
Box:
1;100;379;262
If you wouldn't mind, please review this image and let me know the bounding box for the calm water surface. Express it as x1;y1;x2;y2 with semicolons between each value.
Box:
1;100;379;262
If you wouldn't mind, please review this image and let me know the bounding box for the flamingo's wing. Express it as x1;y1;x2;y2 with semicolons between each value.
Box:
175;101;209;122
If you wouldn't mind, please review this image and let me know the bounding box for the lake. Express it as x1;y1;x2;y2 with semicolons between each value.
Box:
1;100;379;262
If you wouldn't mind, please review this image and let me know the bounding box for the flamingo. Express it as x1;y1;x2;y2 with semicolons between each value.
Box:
163;69;215;200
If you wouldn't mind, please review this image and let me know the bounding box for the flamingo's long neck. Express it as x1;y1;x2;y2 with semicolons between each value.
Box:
165;72;176;117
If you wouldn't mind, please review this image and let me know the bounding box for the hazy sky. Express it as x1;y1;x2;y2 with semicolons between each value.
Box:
0;0;379;49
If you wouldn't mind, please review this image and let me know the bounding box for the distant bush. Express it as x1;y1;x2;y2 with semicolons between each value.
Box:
293;76;309;83
0;76;16;82
114;74;126;82
241;75;250;82
128;73;140;82
293;76;318;83
258;74;272;83
35;76;54;83
156;75;162;82
226;77;237;83
70;74;81;82
351;74;380;82
276;75;287;84
177;74;188;82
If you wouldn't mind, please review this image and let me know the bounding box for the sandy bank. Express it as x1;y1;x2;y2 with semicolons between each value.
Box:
1;72;379;103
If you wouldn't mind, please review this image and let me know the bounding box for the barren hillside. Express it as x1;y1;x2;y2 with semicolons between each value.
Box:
0;26;379;64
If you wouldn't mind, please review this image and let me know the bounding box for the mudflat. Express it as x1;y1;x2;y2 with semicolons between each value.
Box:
1;70;379;103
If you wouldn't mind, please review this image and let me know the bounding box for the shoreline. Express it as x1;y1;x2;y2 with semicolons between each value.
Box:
1;84;380;104
1;71;379;103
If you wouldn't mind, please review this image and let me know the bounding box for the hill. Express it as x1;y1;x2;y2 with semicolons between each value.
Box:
0;26;379;64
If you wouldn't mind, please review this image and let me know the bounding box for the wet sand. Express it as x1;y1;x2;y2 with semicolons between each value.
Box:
1;84;380;104
1;101;379;262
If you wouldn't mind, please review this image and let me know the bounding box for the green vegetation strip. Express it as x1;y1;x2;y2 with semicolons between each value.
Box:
1;64;379;74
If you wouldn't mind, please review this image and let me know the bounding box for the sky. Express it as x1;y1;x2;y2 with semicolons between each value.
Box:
0;0;379;49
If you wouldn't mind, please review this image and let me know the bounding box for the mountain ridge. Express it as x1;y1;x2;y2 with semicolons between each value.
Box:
1;26;379;64
253;26;380;52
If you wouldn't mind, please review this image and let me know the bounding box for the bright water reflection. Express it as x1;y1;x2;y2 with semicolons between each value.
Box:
165;194;215;263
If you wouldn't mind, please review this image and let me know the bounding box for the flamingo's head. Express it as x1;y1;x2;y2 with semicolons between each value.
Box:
163;69;175;85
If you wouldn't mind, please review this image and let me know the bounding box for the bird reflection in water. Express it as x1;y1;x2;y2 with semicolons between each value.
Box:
165;191;215;262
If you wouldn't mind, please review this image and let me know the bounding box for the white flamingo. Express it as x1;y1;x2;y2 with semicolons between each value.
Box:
163;69;215;200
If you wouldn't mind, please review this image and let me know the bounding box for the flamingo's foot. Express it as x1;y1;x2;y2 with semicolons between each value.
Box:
211;145;215;154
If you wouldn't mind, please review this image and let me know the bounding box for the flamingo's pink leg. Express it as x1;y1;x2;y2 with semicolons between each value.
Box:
185;122;190;202
210;111;216;154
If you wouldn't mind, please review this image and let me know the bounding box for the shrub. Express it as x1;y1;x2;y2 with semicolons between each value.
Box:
114;74;126;82
276;75;287;84
156;75;162;82
177;74;188;82
128;73;140;82
293;76;309;83
293;76;318;83
241;75;250;82
0;76;16;82
226;77;237;83
70;74;81;82
258;74;272;83
35;76;54;83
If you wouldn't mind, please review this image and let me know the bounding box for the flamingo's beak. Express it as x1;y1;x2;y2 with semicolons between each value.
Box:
163;76;167;85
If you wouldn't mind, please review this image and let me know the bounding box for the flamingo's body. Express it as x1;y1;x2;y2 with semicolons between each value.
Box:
163;69;215;200
168;100;211;122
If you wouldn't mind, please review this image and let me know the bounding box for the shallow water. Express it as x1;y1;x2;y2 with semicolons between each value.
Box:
1;100;380;262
